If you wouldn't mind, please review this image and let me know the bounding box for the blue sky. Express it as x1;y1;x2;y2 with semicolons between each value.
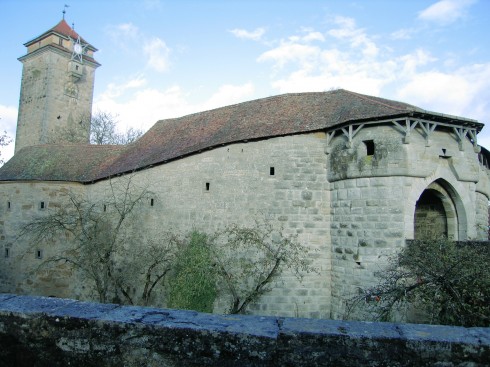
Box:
1;0;490;162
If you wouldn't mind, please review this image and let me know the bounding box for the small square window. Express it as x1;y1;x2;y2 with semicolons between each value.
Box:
35;249;43;259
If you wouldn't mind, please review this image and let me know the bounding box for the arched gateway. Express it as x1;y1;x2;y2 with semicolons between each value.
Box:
414;180;464;240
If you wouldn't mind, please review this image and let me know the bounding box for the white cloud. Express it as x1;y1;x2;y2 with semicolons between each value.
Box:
95;85;192;133
328;16;378;58
229;27;266;41
301;31;325;43
106;23;140;48
143;0;162;10
258;43;320;70
94;81;256;134
99;75;147;100
418;0;476;25
391;28;417;40
396;63;490;149
398;49;437;76
200;83;255;111
396;63;490;122
144;37;171;72
288;28;325;43
256;19;393;96
269;69;388;96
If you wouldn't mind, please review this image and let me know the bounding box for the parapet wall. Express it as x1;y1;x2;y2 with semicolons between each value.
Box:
0;294;488;367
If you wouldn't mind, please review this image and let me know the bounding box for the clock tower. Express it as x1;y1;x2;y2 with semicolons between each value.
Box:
14;19;100;153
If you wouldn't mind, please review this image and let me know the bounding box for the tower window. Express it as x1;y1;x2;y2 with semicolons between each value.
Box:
7;201;11;210
35;249;43;259
40;201;45;210
205;182;210;191
363;140;375;156
150;198;154;207
58;37;63;46
4;248;10;258
270;167;275;176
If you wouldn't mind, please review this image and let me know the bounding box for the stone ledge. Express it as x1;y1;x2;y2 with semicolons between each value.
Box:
0;294;488;366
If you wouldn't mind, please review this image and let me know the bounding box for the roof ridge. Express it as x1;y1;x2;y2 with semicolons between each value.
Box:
24;19;92;47
156;90;340;123
343;90;412;112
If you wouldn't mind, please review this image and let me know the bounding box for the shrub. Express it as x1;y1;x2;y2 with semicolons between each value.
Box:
166;231;217;313
348;238;490;327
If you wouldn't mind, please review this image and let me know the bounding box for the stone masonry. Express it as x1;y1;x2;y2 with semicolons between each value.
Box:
1;19;489;322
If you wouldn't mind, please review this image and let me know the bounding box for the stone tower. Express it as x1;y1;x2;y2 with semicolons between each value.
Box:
14;19;100;153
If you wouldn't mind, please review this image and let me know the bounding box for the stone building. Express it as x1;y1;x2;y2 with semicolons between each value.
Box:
1;21;489;319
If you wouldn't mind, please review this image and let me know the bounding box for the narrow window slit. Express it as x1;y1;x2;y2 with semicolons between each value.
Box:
364;140;375;156
270;167;275;176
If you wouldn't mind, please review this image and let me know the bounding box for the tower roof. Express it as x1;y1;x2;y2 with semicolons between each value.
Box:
24;19;96;51
20;19;99;67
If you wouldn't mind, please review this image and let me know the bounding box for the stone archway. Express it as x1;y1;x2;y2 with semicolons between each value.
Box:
414;180;459;240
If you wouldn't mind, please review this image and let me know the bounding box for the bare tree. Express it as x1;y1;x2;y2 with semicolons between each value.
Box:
211;221;317;314
20;175;159;304
0;130;13;165
89;111;143;145
114;235;181;306
50;111;143;145
346;238;490;327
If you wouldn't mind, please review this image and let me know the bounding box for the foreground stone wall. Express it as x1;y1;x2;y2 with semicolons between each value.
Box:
0;294;488;367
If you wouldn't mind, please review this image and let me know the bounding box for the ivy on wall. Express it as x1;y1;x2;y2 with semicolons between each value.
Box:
166;231;218;313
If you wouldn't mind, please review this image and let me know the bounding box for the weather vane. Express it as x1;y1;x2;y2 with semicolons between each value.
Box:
62;4;70;20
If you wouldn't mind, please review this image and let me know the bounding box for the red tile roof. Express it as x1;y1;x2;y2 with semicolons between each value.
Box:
51;19;81;41
24;19;94;49
0;89;483;183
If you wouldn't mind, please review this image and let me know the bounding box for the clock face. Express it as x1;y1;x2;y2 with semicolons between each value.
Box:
74;43;82;54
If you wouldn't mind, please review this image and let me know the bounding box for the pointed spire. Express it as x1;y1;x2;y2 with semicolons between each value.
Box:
62;4;69;20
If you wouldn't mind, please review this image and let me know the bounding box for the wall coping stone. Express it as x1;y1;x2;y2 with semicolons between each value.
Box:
0;294;488;366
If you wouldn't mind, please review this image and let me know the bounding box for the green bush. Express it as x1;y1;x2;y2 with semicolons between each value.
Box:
166;231;217;313
348;238;490;327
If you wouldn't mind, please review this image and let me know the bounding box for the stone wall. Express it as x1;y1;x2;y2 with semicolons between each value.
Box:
0;182;84;297
475;191;489;239
0;294;488;367
329;176;408;319
1;126;489;321
326;124;487;318
0;134;332;319
88;134;332;318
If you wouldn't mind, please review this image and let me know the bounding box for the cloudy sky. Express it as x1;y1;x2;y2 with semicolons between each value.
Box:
1;0;490;163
